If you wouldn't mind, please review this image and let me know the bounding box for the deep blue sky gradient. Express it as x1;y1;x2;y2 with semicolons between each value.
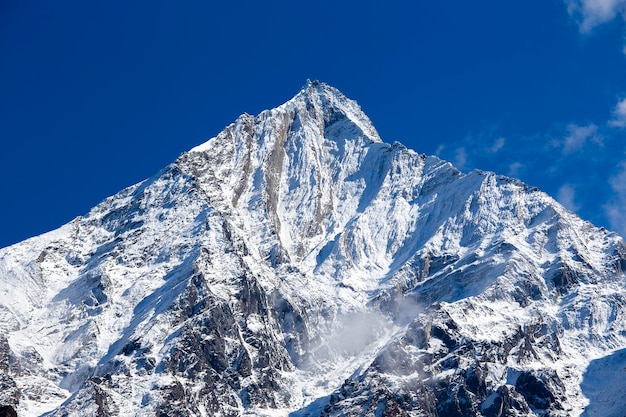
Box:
2;0;626;248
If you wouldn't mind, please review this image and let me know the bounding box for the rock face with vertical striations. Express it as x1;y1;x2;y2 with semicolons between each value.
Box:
1;81;626;416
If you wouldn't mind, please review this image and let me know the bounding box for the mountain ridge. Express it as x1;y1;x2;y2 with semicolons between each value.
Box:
1;82;625;416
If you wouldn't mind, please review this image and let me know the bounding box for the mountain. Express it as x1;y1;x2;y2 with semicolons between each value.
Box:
1;80;626;417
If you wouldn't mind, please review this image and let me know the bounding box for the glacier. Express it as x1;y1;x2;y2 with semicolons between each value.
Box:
1;80;626;416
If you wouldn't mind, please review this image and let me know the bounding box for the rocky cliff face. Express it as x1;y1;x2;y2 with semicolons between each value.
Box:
1;81;626;416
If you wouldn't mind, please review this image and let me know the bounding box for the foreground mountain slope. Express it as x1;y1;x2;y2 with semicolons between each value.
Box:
1;81;626;416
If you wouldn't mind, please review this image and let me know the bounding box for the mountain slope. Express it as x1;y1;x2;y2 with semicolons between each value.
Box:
1;81;626;416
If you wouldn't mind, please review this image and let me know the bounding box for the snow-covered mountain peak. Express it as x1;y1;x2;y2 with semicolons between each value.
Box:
293;79;382;143
1;84;626;416
191;80;381;156
182;81;393;279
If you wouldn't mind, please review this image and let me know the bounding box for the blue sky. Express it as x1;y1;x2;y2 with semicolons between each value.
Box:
2;0;626;248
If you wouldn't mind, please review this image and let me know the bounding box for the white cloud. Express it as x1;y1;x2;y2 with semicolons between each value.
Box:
489;137;506;153
604;160;626;237
557;184;581;212
454;147;467;170
609;98;626;128
508;162;524;177
565;0;626;33
562;123;599;154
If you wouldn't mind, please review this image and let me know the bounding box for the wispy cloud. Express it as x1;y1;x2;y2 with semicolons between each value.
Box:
454;147;467;170
604;160;626;237
565;0;626;33
508;162;524;177
609;98;626;128
562;123;600;154
489;137;506;153
557;184;581;212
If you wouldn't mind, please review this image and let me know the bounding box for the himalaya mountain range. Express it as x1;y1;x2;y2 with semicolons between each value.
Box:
1;81;626;416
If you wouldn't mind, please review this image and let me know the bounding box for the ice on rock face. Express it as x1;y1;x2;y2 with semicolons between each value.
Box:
1;82;626;416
